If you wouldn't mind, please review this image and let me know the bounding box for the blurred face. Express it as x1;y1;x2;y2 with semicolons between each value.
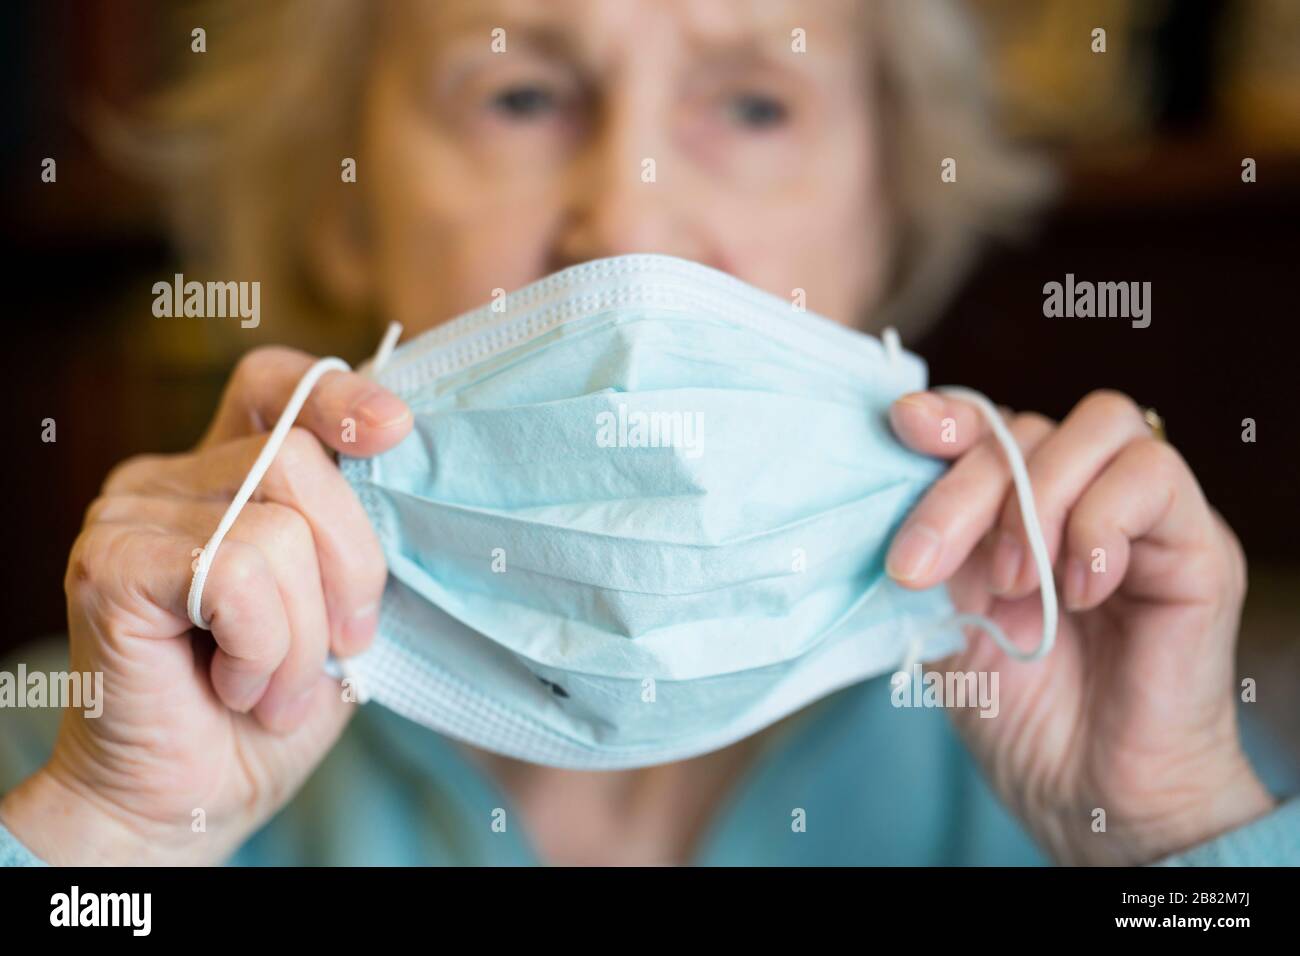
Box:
353;0;890;333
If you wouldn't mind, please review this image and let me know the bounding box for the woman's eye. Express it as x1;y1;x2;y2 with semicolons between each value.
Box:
726;92;789;130
490;84;558;119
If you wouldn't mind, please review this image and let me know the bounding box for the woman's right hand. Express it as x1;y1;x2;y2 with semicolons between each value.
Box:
0;347;412;864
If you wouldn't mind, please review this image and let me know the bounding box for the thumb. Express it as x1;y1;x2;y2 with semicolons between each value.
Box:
202;346;412;457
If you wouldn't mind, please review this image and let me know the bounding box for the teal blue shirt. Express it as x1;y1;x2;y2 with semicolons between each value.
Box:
2;639;1297;865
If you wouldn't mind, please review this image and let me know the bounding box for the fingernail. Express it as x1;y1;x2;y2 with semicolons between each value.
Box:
893;392;944;418
354;389;410;429
1063;557;1087;610
894;392;946;416
887;523;942;582
340;603;379;655
989;531;1024;595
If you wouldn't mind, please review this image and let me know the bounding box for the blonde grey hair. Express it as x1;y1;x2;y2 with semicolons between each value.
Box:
102;0;1053;363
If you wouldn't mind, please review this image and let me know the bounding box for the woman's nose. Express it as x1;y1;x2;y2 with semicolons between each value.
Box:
550;101;711;270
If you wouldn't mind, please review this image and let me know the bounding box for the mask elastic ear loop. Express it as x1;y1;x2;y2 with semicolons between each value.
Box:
186;323;405;700
881;328;1057;664
366;320;403;376
928;386;1058;663
882;326;902;369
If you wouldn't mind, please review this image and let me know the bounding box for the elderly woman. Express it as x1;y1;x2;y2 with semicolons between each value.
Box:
1;0;1296;867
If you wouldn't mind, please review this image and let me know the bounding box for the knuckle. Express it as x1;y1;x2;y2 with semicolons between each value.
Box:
1010;411;1055;444
64;528;106;602
206;542;277;651
1011;410;1054;432
230;348;271;390
246;501;316;560
229;347;299;398
213;539;268;595
1080;389;1142;426
64;525;134;618
101;453;162;495
1126;436;1183;483
269;427;325;494
82;494;115;529
233;345;285;379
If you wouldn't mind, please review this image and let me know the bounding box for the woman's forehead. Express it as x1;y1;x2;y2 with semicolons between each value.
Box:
399;0;865;59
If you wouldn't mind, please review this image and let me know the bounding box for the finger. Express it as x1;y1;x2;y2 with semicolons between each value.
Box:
886;412;1056;589
888;390;996;459
201;346;412;456
1061;438;1218;611
990;390;1151;599
104;429;386;657
68;523;293;713
82;497;329;729
200;538;295;714
228;502;332;734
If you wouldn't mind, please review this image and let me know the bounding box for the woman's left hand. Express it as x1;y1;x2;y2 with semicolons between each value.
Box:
886;388;1275;865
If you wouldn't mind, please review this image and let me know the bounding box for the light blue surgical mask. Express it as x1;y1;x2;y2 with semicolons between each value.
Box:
187;255;1056;769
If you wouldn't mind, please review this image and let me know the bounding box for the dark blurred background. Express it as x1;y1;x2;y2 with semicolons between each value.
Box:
2;1;1297;741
